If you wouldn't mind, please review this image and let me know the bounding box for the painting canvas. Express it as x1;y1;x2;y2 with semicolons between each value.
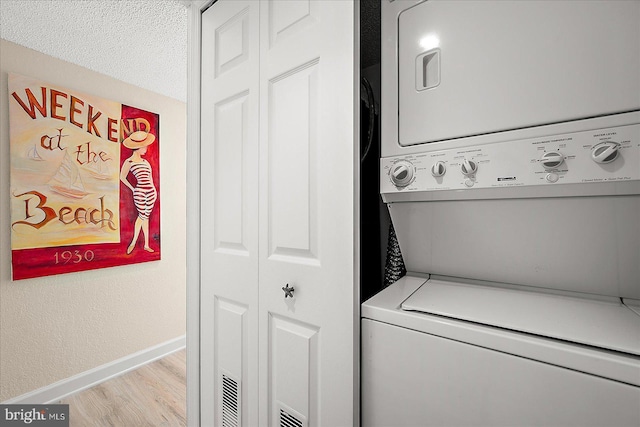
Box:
9;73;161;280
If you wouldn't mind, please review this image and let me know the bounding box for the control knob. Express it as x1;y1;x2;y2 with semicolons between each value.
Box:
390;160;415;187
431;161;446;177
460;159;478;176
540;151;565;170
591;141;620;164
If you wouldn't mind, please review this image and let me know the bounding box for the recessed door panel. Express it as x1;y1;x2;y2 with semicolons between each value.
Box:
216;7;249;77
269;314;319;427
268;0;317;48
215;297;247;382
215;297;247;427
267;60;319;264
214;91;249;255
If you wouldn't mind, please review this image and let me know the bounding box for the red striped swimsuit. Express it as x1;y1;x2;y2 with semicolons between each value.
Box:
128;160;157;220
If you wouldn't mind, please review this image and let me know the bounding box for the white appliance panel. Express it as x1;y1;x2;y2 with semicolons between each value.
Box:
396;0;640;147
362;318;640;427
362;277;640;387
382;122;640;196
402;278;640;356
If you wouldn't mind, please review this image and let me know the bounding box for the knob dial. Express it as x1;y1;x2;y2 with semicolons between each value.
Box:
540;151;565;170
431;161;446;177
460;159;478;176
390;160;415;187
591;141;620;164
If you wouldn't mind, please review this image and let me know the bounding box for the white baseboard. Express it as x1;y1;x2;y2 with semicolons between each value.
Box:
3;335;186;404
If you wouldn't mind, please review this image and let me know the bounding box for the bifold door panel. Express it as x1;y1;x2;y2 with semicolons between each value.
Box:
201;1;260;425
201;0;356;426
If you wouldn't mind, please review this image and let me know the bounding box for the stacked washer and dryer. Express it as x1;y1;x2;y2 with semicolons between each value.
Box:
362;1;640;426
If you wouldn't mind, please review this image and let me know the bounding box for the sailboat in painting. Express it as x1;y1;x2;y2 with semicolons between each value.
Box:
48;151;89;199
87;160;111;180
27;144;45;161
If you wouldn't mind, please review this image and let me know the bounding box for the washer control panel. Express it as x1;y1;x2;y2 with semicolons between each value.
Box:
381;124;640;194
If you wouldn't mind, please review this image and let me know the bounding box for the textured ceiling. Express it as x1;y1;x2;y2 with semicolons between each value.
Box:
0;0;188;102
1;0;383;98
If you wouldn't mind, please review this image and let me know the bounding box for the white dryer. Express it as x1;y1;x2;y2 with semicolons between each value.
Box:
363;1;640;425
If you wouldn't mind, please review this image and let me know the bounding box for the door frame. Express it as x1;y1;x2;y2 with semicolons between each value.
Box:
185;1;213;426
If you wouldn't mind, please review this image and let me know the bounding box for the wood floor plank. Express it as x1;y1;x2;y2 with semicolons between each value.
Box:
60;349;186;427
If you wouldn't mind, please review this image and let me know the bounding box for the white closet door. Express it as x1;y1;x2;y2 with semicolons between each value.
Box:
201;1;260;426
258;1;357;426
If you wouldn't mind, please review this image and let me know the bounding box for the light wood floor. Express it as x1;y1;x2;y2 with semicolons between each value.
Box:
60;349;186;427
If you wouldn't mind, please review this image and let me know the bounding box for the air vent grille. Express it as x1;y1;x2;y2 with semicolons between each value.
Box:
277;402;307;427
280;408;303;427
221;374;240;427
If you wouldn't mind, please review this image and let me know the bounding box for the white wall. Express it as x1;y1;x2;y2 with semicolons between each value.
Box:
0;38;187;402
0;0;187;402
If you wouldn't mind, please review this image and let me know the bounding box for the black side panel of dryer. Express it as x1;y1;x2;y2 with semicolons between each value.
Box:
360;77;383;302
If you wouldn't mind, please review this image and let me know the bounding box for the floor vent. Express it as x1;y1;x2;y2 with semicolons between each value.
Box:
221;373;240;427
278;402;307;427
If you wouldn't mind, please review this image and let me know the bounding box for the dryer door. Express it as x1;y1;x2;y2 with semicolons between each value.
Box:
396;0;640;147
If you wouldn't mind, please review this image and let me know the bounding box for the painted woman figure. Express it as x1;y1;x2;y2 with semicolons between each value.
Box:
120;131;157;254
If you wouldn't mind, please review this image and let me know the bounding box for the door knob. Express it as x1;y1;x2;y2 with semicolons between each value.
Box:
282;283;295;298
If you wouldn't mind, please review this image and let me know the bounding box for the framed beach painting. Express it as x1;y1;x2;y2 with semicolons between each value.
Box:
9;73;161;280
